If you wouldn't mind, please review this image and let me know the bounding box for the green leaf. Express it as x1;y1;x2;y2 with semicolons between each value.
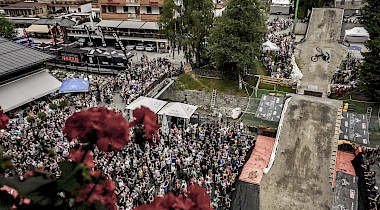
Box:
57;161;83;194
0;176;53;195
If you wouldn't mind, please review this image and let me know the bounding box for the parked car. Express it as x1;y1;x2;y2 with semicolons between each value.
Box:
136;43;145;51
145;44;156;52
126;44;136;50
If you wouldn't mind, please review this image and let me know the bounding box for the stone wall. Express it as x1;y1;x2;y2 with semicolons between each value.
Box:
159;88;250;114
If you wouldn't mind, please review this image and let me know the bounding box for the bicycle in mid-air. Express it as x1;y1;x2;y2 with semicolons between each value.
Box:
311;47;330;62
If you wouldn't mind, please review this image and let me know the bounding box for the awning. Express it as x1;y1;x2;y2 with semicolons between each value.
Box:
26;24;49;33
96;20;122;28
0;71;62;112
157;102;197;119
117;21;145;29
126;96;167;114
140;22;159;30
272;0;290;5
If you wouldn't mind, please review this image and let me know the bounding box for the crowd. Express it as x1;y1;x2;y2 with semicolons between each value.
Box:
261;17;296;79
0;56;254;209
330;54;360;95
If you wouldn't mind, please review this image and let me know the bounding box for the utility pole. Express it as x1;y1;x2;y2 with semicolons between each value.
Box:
293;0;300;33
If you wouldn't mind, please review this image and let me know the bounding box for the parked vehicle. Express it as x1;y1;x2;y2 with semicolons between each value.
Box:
126;44;136;50
136;43;145;51
145;44;156;52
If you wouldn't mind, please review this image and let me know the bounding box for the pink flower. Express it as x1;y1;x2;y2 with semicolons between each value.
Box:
68;146;95;168
0;107;9;129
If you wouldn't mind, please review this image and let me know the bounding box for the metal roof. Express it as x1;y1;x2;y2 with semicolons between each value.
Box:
117;21;145;29
0;37;54;77
96;20;123;28
32;18;76;27
140;22;159;30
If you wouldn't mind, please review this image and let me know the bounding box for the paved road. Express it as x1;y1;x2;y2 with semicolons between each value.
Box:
295;8;346;97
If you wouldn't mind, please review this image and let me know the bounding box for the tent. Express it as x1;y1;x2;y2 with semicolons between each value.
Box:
262;40;279;52
126;96;167;114
344;27;370;43
157;102;197;119
272;0;290;5
26;25;49;34
59;78;89;93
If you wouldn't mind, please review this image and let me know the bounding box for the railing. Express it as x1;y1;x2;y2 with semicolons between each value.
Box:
67;28;166;40
126;0;140;4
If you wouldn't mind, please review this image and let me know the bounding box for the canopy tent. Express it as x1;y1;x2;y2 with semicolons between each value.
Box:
262;40;279;52
0;71;61;112
157;102;197;119
140;22;159;30
347;45;364;59
271;0;290;5
96;20;122;28
344;27;370;43
59;78;89;93
26;24;49;33
126;96;167;114
117;21;145;29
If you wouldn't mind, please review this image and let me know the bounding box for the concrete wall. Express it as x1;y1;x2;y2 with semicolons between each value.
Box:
159;88;250;114
294;22;308;35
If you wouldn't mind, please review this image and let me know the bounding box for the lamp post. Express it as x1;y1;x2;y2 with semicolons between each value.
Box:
293;0;300;33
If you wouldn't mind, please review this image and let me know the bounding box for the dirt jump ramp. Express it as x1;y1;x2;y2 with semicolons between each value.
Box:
295;8;346;97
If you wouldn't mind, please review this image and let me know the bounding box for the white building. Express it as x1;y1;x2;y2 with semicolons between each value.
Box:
270;0;291;15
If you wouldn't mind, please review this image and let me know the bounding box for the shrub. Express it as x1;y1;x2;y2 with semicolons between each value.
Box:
49;103;58;110
37;112;47;120
26;116;35;124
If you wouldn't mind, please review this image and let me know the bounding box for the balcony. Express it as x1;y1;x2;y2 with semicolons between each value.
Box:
140;0;163;6
98;0;126;5
140;14;160;21
67;28;166;40
101;12;129;20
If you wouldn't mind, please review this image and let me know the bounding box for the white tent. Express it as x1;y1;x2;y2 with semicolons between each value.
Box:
344;27;370;43
157;102;197;119
126;96;167;114
262;40;280;52
272;0;290;5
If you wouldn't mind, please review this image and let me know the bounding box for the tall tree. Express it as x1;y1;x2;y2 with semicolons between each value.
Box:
207;0;266;79
159;0;214;67
0;16;14;38
359;0;380;98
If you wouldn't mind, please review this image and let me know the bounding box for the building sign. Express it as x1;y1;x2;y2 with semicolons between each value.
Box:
61;53;80;63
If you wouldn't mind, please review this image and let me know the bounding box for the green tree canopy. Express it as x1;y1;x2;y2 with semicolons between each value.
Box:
159;0;214;67
0;16;14;38
207;0;266;79
359;0;380;98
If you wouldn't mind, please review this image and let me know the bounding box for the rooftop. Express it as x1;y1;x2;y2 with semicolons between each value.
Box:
1;1;45;9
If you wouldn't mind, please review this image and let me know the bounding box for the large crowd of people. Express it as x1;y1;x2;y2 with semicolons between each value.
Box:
0;56;255;210
261;17;296;79
330;54;360;95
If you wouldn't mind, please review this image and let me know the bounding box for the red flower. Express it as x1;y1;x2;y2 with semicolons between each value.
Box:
134;185;212;210
68;146;95;168
63;107;130;151
130;106;160;142
75;177;118;210
0;107;9;129
21;167;45;179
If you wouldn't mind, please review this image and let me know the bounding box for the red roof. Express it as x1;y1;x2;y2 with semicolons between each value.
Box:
239;135;275;185
332;151;356;187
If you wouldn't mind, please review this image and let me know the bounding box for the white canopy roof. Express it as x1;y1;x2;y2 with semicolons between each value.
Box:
345;27;370;37
126;96;167;114
262;40;280;52
96;20;122;28
157;102;197;119
272;0;290;5
26;24;49;33
117;21;145;29
140;22;159;30
0;71;61;112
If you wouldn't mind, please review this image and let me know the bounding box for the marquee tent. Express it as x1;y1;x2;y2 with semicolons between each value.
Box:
262;40;279;52
157;102;197;119
59;78;89;93
344;27;370;43
271;0;290;5
126;96;167;114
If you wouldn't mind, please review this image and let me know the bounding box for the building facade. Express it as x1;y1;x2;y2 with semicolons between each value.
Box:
2;1;48;17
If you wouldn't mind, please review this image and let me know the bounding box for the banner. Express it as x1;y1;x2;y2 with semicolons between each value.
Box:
84;25;93;47
56;23;64;42
48;25;56;46
98;26;106;47
23;28;30;46
112;33;127;57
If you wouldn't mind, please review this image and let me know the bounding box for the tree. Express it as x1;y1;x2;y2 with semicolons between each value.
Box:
207;0;266;79
0;16;14;38
359;0;380;98
159;0;214;67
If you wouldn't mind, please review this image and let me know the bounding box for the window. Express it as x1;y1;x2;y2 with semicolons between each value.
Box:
159;7;162;14
101;5;106;13
146;6;152;14
123;6;128;13
78;8;81;12
108;6;116;13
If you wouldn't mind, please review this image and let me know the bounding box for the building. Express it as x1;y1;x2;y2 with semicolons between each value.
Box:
2;1;48;17
44;0;93;16
335;0;363;10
